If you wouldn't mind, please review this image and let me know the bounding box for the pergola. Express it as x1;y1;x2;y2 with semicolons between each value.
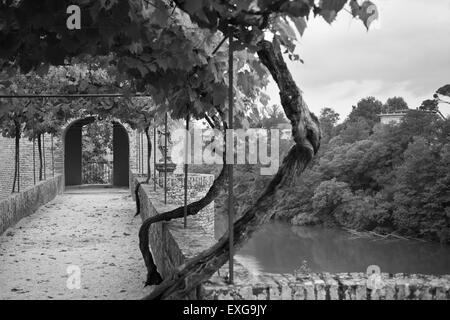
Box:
0;34;238;282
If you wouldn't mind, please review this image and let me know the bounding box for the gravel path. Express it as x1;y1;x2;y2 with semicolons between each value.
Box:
0;188;152;300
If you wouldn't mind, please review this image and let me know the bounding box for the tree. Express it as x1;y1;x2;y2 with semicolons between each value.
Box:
392;137;450;243
339;117;372;144
82;121;113;184
383;96;408;113
347;96;383;127
288;102;450;242
0;94;29;192
420;84;449;119
0;71;62;189
319;107;340;144
397;110;442;141
420;99;440;113
144;0;375;299
262;104;289;128
312;178;352;222
337;192;387;230
436;84;450;97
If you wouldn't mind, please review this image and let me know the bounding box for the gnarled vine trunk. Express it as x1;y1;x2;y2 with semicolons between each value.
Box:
134;126;153;217
142;39;320;300
37;134;43;181
134;181;142;217
12;123;20;193
144;126;151;184
138;120;228;286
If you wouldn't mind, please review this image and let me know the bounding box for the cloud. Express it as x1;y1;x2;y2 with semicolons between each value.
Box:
264;0;450;119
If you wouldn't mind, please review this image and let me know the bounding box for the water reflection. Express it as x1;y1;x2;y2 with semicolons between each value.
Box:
235;221;450;275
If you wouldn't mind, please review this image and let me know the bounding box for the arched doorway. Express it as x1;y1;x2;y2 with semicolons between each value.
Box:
64;117;129;187
112;121;129;187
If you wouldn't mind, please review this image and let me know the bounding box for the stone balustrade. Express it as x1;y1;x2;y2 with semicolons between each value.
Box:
201;272;450;300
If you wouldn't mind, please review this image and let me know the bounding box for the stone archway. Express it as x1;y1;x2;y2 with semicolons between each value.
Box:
64;117;129;187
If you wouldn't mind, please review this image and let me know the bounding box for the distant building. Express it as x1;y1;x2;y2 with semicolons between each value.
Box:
378;109;442;125
378;110;408;125
275;122;292;140
275;123;290;130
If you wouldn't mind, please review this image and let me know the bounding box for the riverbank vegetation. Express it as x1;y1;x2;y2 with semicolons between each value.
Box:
277;96;449;243
209;95;450;244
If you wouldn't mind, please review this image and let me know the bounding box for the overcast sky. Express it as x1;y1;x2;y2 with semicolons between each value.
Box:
265;0;450;121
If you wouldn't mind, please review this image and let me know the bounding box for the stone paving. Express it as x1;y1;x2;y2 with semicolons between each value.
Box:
0;187;152;300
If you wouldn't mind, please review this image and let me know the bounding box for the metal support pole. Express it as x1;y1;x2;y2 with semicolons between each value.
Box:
164;113;168;205
51;134;54;177
42;133;46;180
139;133;142;175
137;132;140;174
153;126;157;192
184;112;190;228
17;135;20;193
33;138;36;185
141;132;144;176
227;31;234;284
0;93;153;99
139;132;141;174
212;35;227;55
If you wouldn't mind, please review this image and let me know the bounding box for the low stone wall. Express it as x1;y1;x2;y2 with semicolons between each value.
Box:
155;173;215;236
201;272;450;300
131;172;450;300
130;173;215;299
0;175;64;235
132;172;215;235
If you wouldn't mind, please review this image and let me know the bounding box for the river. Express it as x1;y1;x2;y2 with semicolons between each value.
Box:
235;221;450;275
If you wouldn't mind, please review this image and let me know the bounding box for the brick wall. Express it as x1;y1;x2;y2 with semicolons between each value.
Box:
0;134;62;201
1;118;141;200
0;114;175;201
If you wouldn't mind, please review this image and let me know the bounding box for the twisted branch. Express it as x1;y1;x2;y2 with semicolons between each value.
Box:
142;39;321;299
138;119;228;286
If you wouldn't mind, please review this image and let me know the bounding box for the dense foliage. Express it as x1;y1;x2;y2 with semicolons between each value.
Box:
212;92;449;244
276;97;450;243
82;121;113;184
